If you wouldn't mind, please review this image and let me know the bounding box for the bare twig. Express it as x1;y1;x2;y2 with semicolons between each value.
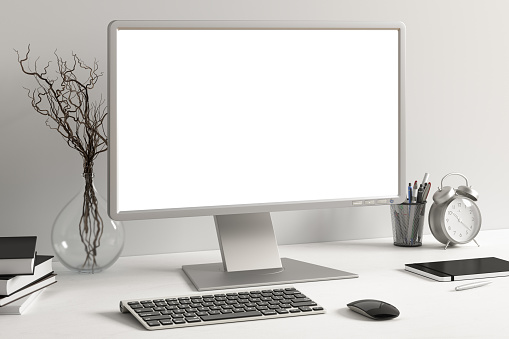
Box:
16;46;108;272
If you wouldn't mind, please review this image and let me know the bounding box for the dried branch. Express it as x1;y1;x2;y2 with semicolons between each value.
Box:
16;45;109;272
15;45;107;172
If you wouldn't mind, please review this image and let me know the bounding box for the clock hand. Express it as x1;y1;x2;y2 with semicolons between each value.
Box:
452;212;472;231
451;212;461;221
459;220;472;231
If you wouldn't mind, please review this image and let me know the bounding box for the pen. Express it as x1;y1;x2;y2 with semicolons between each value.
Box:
455;281;492;291
422;182;431;202
408;183;412;204
416;184;424;203
421;173;430;187
412;181;418;202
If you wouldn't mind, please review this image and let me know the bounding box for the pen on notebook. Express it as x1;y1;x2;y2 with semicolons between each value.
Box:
455;281;492;291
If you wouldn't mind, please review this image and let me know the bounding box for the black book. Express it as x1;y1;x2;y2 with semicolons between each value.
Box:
405;257;509;281
0;255;53;295
0;236;37;275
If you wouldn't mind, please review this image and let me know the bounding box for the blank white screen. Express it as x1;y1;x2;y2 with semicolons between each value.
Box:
115;29;399;212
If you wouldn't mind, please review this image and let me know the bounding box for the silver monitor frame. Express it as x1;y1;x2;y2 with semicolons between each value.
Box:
108;21;406;290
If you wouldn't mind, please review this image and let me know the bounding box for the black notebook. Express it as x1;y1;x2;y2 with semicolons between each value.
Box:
405;257;509;281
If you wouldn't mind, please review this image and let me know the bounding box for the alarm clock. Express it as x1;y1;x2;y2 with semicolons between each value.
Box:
428;173;482;250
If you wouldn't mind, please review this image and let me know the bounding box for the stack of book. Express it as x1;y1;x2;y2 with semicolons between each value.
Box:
0;236;56;315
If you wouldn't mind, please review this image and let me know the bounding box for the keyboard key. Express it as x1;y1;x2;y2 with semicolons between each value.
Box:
200;310;263;322
261;310;277;316
185;317;202;323
291;301;317;308
143;315;172;322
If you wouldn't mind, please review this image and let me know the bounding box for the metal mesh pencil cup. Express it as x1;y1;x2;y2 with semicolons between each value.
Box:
390;202;426;247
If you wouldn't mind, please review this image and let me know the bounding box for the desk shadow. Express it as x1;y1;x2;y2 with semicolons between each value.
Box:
321;239;446;251
397;268;414;276
337;307;373;322
99;310;145;331
337;307;402;322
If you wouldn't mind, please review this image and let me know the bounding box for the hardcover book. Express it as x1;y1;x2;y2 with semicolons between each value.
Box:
0;255;53;295
0;236;37;275
0;273;56;307
0;289;43;315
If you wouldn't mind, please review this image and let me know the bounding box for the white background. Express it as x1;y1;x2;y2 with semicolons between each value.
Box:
1;0;508;257
116;29;399;212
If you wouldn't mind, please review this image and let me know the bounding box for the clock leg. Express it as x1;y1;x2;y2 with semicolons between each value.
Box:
473;239;480;247
444;241;451;250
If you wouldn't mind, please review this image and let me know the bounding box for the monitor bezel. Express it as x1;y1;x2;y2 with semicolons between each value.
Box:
107;20;406;221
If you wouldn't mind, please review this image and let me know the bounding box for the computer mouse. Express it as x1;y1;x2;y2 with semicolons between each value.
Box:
347;299;400;320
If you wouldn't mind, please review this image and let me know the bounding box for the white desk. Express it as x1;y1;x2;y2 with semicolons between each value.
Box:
3;229;509;338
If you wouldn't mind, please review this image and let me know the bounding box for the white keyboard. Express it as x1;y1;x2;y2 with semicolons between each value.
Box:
120;286;325;330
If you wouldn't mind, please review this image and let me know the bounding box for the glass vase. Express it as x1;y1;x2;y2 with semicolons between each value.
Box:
51;174;124;273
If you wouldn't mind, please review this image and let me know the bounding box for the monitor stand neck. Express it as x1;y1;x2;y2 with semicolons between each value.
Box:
215;212;283;272
182;212;358;291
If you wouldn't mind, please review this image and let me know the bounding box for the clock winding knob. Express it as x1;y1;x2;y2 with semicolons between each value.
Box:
456;185;479;201
433;186;455;205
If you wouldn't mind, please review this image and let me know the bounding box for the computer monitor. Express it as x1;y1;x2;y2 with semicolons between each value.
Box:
108;20;406;291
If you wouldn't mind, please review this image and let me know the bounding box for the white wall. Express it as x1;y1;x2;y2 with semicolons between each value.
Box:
1;0;509;257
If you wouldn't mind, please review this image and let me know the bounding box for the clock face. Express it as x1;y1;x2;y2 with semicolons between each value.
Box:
443;197;481;243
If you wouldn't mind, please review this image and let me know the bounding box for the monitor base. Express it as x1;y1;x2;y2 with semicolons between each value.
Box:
182;257;358;291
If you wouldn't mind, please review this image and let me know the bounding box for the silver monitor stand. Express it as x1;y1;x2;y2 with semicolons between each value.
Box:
182;212;358;291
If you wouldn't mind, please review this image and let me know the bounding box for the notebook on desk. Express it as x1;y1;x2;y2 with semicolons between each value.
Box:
405;257;509;281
